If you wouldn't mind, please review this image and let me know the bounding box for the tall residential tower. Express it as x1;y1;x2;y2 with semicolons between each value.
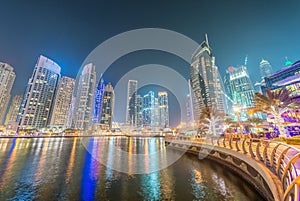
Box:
190;35;225;121
49;76;75;127
99;83;114;130
0;63;16;124
259;59;272;79
126;80;138;126
5;95;22;125
136;94;143;128
18;55;60;129
71;63;96;130
92;78;105;124
142;91;155;127
158;92;169;128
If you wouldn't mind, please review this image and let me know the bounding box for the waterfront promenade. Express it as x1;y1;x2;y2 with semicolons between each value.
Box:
165;135;300;201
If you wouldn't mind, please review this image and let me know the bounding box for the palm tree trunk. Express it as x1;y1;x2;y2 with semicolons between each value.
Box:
275;116;286;137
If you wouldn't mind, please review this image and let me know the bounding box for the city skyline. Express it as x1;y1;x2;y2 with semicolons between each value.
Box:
1;50;299;128
1;1;299;98
1;1;300;129
1;2;300;201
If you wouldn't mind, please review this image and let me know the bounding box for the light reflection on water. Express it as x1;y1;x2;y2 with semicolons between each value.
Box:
0;137;265;201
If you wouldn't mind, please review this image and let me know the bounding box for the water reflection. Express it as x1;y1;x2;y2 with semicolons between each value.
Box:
0;137;264;201
0;138;18;189
80;139;97;201
66;137;77;183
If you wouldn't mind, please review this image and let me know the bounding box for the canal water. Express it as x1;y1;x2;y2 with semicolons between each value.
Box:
0;137;265;201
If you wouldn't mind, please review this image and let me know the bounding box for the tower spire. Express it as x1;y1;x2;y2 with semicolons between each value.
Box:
244;55;248;66
205;33;209;47
284;56;293;67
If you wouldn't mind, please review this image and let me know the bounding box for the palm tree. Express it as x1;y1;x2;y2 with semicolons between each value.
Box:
247;117;265;127
198;107;225;137
224;117;235;132
249;88;300;137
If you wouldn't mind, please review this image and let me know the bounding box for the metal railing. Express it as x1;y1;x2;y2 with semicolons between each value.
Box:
166;134;300;201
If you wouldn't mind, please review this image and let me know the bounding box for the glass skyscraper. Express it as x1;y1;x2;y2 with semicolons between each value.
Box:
71;63;96;130
18;55;60;129
190;35;225;121
142;91;155;127
225;65;255;117
136;94;143;128
92;78;105;124
158;92;169;128
0;62;15;124
99;83;114;130
259;59;273;79
140;91;169;129
126;80;138;126
5;95;22;125
49;76;75;127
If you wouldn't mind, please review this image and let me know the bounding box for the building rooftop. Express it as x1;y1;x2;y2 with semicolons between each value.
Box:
267;60;300;78
273;73;300;86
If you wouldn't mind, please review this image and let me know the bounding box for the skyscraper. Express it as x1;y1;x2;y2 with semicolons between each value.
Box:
4;95;22;125
226;66;255;111
18;55;60;129
259;59;272;79
49;76;75;127
126;80;138;126
158;92;169;128
92;77;105;124
190;35;225;121
71;63;96;130
186;94;193;126
100;83;114;130
153;97;160;128
188;79;196;124
0;63;16;124
136;94;143;128
142;91;155;127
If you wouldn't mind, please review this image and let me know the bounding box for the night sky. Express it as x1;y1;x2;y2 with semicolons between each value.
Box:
1;0;300;126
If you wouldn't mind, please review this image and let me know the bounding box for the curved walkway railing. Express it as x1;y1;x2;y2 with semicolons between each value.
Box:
166;134;300;201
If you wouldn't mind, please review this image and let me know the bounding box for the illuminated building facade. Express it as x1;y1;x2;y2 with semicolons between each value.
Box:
126;80;138;126
141;91;169;129
190;35;226;121
142;91;155;127
0;62;15;124
186;93;193;126
5;95;22;125
136;94;143;128
49;76;75;127
226;65;255;109
92;78;105;124
262;60;300;123
18;55;60;129
158;92;169;128
153;97;159;127
99;83;114;130
71;63;96;130
263;60;300;93
259;59;273;79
